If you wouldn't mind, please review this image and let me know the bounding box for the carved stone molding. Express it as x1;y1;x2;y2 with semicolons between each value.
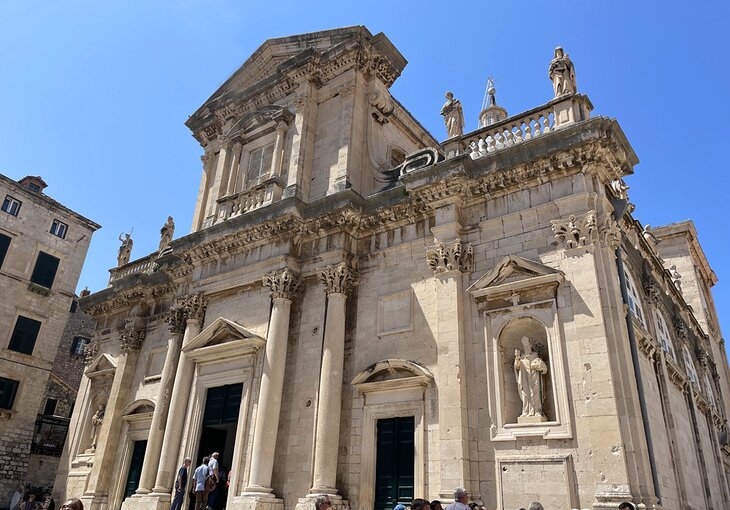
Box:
119;328;146;353
551;211;597;249
600;215;622;250
637;335;659;362
674;318;690;342
643;276;661;305
369;91;394;124
319;262;359;295
666;357;689;394
264;267;302;301
426;239;473;274
180;292;208;323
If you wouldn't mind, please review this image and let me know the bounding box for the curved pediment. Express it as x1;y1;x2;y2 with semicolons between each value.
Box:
352;359;433;394
183;317;266;362
122;399;155;416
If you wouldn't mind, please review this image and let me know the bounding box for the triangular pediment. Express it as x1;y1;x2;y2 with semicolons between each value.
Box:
85;353;117;377
468;255;563;298
183;317;266;363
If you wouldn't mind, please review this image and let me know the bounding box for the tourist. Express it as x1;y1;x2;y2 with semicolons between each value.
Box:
444;489;469;510
527;503;544;510
171;457;192;510
618;503;635;510
23;494;36;510
410;499;429;510
59;499;83;510
207;452;220;509
314;495;331;510
194;456;210;510
42;492;55;510
429;501;442;510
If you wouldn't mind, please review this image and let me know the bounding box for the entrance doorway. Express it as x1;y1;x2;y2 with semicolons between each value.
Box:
374;416;415;510
123;440;148;499
195;383;243;510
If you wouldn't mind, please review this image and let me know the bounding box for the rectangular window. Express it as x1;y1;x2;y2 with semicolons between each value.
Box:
0;377;20;410
1;195;21;216
28;183;41;193
30;251;60;289
50;220;68;239
246;144;275;185
0;233;10;269
70;336;89;355
9;316;42;355
43;398;58;416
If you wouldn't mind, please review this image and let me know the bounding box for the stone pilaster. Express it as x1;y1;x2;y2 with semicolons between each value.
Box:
236;269;301;510
148;294;207;500
427;238;472;498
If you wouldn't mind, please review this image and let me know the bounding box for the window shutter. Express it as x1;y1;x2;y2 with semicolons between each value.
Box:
31;252;60;288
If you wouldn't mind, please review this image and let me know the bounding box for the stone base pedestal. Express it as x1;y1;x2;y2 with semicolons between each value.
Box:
295;494;349;510
517;415;548;424
80;494;109;510
230;493;284;510
120;493;173;510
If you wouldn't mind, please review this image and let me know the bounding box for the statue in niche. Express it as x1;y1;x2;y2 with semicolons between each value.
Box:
440;91;464;139
117;232;133;267
88;405;105;452
513;336;549;423
548;46;576;97
158;216;175;251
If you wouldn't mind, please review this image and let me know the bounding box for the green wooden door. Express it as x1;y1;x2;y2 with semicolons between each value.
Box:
123;440;148;500
374;417;415;510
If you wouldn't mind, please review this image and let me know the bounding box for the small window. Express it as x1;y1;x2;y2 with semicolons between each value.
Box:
43;398;58;416
683;347;699;385
246;144;275;185
0;233;10;270
28;183;41;192
30;251;60;289
625;271;646;326
50;220;67;239
70;336;89;355
1;195;21;216
654;312;675;360
0;377;19;410
9;316;42;355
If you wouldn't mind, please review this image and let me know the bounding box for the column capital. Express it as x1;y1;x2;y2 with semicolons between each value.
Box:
119;327;145;353
180;292;208;324
426;239;473;274
319;262;359;295
164;303;187;335
264;267;302;301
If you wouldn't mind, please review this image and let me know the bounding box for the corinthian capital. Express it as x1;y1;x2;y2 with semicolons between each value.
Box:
119;327;145;353
264;267;302;301
319;262;359;295
164;303;187;335
426;239;473;274
181;292;208;323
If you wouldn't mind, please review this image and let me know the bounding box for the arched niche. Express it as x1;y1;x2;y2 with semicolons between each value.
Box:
497;316;555;425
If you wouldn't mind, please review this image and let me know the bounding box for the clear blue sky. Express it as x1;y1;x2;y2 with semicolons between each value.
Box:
1;1;728;333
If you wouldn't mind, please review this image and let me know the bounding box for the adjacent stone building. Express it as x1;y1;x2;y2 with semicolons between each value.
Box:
0;174;100;506
55;27;728;510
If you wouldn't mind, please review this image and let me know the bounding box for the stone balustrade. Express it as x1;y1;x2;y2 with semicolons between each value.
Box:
108;254;157;285
216;176;284;223
442;93;593;159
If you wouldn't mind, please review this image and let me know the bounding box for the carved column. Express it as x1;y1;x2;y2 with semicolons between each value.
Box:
192;150;215;232
150;294;207;496
309;262;358;496
272;121;288;177
205;138;231;221
226;141;244;196
243;269;302;501
135;303;187;494
427;238;473;498
82;326;145;509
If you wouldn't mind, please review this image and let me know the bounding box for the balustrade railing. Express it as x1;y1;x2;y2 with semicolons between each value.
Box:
108;254;157;285
216;176;284;222
442;93;593;160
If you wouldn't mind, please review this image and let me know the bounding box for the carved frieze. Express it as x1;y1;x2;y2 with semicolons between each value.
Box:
426;239;473;274
319;262;359;295
264;267;302;301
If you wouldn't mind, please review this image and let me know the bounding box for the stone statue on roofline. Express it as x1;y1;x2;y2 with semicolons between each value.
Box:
159;216;175;251
117;232;133;267
514;335;549;423
548;46;576;97
440;91;465;139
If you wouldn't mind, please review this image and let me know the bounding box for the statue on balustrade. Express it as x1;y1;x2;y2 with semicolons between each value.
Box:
514;335;549;422
440;91;465;139
548;46;576;97
117;232;133;267
159;216;175;251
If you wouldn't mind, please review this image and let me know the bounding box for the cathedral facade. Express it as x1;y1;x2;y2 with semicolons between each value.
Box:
55;27;729;510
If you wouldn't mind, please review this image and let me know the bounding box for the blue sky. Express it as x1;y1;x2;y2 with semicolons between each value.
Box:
1;1;728;333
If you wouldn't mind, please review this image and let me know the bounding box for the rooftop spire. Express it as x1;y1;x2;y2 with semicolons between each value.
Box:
478;76;508;128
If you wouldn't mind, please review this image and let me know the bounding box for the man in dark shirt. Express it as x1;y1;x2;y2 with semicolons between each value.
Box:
171;457;192;510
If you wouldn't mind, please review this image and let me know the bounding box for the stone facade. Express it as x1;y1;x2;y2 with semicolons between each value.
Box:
55;27;728;510
0;175;100;507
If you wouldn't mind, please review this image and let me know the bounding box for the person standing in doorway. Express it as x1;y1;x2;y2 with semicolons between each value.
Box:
206;452;220;510
171;457;192;510
194;456;210;510
444;488;469;510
